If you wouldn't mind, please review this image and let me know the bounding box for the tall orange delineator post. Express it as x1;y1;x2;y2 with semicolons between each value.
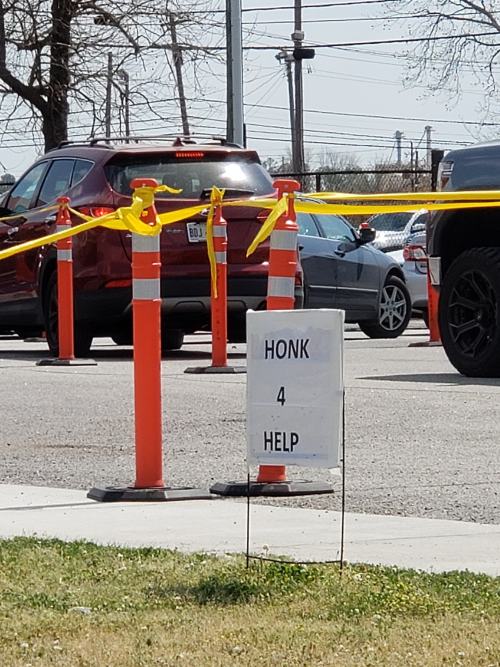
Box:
88;179;212;501
410;259;442;348
256;179;301;485
185;195;245;374
427;269;441;345
210;178;333;497
211;205;229;367
37;197;96;367
131;187;165;489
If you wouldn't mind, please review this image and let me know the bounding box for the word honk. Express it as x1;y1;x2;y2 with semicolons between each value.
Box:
265;337;310;360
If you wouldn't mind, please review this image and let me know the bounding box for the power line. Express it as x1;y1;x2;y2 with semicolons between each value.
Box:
187;1;400;14
237;31;500;51
244;13;434;25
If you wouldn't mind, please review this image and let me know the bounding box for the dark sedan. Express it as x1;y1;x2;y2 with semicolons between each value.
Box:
297;210;411;338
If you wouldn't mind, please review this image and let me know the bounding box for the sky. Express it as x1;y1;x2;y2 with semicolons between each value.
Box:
0;0;498;178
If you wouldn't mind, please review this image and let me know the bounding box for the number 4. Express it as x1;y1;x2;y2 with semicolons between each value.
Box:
277;386;286;406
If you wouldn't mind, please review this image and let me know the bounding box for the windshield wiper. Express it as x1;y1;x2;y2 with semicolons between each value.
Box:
200;187;255;200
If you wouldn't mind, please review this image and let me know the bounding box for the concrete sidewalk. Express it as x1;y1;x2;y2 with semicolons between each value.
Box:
0;484;499;576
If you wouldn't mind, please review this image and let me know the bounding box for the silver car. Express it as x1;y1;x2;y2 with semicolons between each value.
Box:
387;227;428;323
368;209;428;252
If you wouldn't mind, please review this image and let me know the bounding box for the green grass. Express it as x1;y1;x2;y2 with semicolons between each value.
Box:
0;537;499;666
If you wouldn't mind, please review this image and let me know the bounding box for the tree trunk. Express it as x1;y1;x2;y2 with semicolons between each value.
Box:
44;0;72;151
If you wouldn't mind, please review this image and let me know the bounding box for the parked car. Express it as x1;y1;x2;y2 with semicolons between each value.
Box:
367;209;427;252
428;140;500;375
0;137;300;355
387;218;428;323
297;210;412;338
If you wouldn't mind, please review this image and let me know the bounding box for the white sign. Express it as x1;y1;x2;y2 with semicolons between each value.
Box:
246;309;344;469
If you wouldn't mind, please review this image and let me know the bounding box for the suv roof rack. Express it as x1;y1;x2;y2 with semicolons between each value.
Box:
86;135;244;148
49;140;115;152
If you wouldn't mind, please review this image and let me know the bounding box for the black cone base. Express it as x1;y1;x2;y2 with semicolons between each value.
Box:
184;365;246;374
210;480;334;497
37;358;97;366
87;485;215;502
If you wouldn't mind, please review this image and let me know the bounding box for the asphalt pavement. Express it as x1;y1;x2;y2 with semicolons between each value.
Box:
0;322;499;525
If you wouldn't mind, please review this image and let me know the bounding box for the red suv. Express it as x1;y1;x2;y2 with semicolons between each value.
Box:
0;137;303;355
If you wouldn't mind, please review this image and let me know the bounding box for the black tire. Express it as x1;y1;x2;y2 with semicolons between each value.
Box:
228;319;246;343
439;248;500;377
359;275;411;339
161;328;184;351
43;272;93;357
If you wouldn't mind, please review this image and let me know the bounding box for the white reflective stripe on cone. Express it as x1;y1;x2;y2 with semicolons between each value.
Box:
57;249;72;261
132;234;160;253
215;251;227;264
212;226;226;238
133;278;161;300
267;276;295;298
56;225;70;232
270;229;298;251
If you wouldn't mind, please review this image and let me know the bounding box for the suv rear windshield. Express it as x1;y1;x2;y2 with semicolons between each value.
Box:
104;154;274;199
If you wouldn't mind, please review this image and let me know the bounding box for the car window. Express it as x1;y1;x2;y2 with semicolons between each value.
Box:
104;154;274;199
71;159;94;187
297;212;320;236
37;159;75;207
317;214;356;242
369;212;414;232
7;162;49;213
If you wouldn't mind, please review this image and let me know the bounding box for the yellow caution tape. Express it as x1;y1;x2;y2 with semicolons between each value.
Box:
307;190;500;202
0;204;59;224
295;199;500;217
0;217;104;261
4;184;500;266
246;195;288;257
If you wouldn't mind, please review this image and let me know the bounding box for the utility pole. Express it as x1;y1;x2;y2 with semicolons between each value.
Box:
105;52;113;139
169;12;190;137
226;0;244;146
118;70;130;139
425;125;432;168
292;0;304;175
276;50;296;170
395;130;403;166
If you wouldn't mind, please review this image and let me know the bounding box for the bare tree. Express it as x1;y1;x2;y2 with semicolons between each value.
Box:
0;0;220;151
381;2;500;104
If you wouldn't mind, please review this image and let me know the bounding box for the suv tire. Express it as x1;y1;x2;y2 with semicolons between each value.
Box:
161;328;184;351
359;275;411;339
43;272;93;357
439;248;500;377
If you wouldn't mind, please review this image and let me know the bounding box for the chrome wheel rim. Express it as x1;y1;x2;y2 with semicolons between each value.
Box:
379;284;407;331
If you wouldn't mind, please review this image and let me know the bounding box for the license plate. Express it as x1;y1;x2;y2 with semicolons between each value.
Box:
187;222;207;243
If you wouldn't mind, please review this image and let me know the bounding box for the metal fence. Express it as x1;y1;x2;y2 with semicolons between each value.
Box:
270;169;434;194
0;180;15;195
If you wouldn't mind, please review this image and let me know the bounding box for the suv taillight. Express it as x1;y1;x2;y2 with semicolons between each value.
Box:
403;244;427;262
437;160;453;191
77;206;115;219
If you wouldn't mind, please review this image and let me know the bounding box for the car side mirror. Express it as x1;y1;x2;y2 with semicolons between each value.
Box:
357;224;376;245
0;206;12;218
411;222;426;234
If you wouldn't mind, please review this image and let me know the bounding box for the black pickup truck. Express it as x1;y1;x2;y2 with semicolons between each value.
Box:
428;140;500;377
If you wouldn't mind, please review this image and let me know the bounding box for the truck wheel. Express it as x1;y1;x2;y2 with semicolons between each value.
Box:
161;328;184;351
359;275;411;339
43;272;93;357
439;248;500;377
